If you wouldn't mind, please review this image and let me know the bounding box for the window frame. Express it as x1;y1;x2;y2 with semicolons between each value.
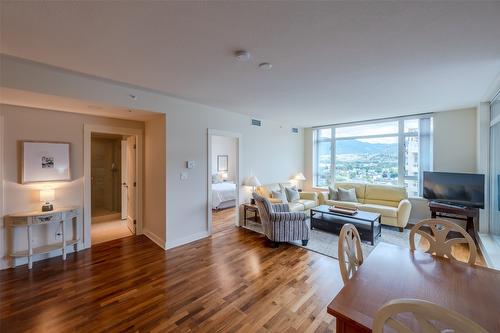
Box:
313;114;433;197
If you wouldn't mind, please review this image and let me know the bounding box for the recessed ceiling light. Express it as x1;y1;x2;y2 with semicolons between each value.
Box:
234;50;251;61
259;62;272;70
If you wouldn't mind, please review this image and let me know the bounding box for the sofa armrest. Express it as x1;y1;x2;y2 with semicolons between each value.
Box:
272;203;290;212
299;191;318;202
270;211;307;222
318;192;329;205
397;199;412;228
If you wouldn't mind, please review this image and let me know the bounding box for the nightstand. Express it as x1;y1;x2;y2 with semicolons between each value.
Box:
243;203;260;226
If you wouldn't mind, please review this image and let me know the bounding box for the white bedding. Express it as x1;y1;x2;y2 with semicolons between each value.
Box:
212;182;237;209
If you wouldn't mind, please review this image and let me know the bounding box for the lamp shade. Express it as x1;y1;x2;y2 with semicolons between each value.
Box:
294;172;306;181
40;189;55;202
244;176;261;187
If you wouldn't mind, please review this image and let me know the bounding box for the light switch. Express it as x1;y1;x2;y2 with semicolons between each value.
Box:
180;171;188;180
186;160;195;169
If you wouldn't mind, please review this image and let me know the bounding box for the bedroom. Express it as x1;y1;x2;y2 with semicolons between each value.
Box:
210;134;239;233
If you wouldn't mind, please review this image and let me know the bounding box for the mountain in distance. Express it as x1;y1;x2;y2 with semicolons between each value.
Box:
318;139;397;155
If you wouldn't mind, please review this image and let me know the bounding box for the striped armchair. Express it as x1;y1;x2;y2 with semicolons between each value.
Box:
252;193;309;247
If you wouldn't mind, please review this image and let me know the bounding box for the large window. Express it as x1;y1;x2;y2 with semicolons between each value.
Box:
313;116;432;197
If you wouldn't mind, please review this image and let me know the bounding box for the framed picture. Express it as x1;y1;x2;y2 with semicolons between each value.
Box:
217;155;228;172
22;141;71;183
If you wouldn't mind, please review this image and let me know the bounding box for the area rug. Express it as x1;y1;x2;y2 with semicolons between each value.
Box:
243;221;419;260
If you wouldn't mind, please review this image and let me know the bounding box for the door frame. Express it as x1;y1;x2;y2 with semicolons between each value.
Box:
84;124;143;249
207;129;242;235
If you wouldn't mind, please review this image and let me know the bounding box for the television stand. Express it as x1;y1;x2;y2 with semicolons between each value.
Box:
428;201;479;241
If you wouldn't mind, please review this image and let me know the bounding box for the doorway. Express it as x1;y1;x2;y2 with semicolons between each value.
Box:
208;130;241;235
83;124;143;248
90;133;136;244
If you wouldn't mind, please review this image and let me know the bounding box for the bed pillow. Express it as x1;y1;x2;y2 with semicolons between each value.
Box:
328;186;339;200
212;174;222;183
338;188;358;203
271;190;288;203
285;186;300;202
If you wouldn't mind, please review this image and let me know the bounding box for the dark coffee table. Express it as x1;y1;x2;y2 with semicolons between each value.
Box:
310;205;381;245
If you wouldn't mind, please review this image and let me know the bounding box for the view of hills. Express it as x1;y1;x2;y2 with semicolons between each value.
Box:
318;139;397;155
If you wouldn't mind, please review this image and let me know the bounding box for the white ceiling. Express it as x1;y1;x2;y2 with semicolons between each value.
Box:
1;1;500;127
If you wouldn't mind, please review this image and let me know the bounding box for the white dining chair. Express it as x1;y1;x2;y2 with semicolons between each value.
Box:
338;223;363;284
373;298;488;333
409;218;477;264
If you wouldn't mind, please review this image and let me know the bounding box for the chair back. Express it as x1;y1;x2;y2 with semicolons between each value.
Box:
252;192;273;236
338;224;364;284
373;298;488;333
409;218;477;264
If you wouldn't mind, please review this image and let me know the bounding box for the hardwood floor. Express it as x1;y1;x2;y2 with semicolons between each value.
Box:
0;207;485;332
212;207;238;234
0;221;342;332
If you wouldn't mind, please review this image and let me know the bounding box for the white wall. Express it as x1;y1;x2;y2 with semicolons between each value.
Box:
0;104;144;269
144;114;167;247
211;135;237;181
0;55;304;251
433;108;477;173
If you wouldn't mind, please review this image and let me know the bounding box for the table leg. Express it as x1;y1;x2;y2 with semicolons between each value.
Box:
27;225;33;270
244;208;247;226
62;219;66;260
371;220;374;245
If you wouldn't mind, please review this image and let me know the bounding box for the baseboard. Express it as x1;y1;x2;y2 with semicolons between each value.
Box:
166;231;210;249
143;228;167;250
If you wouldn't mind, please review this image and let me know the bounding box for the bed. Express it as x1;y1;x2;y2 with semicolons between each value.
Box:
212;182;237;210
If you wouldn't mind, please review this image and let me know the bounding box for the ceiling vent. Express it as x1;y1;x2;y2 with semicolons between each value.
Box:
251;119;262;127
292;128;299;134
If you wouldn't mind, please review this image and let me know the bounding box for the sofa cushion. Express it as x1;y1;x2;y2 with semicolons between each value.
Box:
323;199;361;210
334;182;367;200
297;199;316;210
288;202;305;212
364;184;407;207
338;188;358;202
359;204;398;218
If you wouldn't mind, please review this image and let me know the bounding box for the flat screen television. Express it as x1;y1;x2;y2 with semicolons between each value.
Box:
423;171;485;209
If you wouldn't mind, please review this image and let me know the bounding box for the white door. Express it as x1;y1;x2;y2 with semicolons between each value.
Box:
121;140;128;220
126;136;136;234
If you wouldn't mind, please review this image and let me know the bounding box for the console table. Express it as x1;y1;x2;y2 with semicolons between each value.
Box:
429;201;479;240
6;206;81;269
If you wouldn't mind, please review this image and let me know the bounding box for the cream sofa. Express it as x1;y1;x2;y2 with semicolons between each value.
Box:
319;182;412;231
256;182;318;212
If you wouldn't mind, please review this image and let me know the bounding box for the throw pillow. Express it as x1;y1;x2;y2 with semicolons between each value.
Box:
338;188;358;202
328;186;339;200
285;186;300;202
271;190;288;203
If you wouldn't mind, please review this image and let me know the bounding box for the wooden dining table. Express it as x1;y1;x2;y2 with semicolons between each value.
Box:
327;242;500;333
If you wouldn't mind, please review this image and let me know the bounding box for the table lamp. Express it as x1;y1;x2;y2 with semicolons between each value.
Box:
244;176;261;204
40;189;55;212
293;172;306;191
